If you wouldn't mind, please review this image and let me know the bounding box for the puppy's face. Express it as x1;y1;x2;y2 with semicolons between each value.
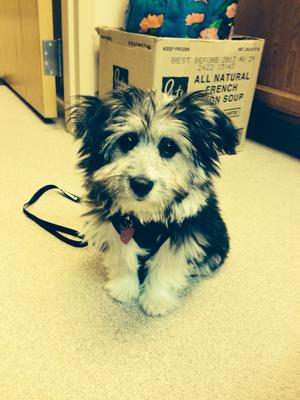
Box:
71;88;238;222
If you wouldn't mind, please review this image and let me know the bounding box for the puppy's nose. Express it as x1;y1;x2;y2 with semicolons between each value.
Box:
129;176;154;197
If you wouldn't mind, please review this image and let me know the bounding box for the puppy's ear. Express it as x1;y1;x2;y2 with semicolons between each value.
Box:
176;91;240;155
68;96;111;150
111;86;145;108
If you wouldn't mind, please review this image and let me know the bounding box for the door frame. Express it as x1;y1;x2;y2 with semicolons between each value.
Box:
61;0;96;125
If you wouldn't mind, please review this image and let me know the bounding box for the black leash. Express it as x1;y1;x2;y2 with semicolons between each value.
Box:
23;185;88;248
23;185;171;283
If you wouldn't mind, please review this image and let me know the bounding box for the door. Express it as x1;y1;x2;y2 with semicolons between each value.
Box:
0;0;57;118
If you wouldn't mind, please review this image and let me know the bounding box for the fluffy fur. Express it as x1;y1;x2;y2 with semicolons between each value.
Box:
70;87;239;316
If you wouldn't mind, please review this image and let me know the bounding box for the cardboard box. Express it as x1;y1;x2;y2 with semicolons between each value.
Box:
98;27;265;149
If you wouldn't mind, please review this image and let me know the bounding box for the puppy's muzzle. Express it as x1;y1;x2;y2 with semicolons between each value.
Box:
129;176;154;198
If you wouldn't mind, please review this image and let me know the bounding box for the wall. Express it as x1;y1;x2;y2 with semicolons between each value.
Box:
235;0;300;117
95;0;128;28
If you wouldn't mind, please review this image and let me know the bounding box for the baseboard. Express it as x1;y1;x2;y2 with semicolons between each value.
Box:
255;85;300;118
246;102;300;159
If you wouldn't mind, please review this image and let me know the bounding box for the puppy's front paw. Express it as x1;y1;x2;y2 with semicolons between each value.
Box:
105;275;139;303
139;287;179;317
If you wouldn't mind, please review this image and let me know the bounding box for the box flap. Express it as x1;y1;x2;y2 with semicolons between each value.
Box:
97;27;265;47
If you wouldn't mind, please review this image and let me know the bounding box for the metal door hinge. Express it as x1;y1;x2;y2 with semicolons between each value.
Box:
42;39;63;78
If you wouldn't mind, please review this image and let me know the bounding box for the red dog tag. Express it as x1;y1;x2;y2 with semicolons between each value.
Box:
119;215;135;244
120;226;134;244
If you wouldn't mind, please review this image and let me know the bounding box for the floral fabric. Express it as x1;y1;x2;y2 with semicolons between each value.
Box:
124;0;239;39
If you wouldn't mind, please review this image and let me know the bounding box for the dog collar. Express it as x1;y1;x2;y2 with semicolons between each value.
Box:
110;212;170;251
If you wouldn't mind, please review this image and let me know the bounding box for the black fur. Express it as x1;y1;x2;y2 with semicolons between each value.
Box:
171;91;239;175
170;194;230;271
68;96;110;173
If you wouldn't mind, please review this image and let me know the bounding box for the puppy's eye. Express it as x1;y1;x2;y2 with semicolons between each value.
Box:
159;138;179;159
118;133;138;153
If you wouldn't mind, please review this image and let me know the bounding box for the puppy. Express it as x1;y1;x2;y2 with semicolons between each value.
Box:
71;87;239;316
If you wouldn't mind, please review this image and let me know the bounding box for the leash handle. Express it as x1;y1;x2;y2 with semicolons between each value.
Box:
23;185;88;248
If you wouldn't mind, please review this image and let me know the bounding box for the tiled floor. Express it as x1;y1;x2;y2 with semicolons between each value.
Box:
0;86;299;400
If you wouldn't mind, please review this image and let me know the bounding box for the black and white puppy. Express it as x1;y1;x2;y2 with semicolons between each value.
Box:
71;87;239;316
